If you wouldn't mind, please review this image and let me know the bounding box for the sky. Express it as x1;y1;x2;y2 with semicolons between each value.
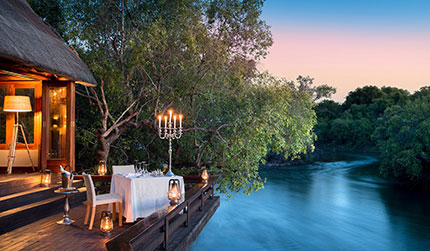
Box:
259;0;430;102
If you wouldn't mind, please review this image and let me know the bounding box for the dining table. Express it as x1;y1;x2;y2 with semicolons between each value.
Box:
110;173;185;223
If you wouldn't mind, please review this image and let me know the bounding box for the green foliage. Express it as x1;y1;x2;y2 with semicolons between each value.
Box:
27;0;67;38
57;0;316;195
373;98;430;182
318;84;430;187
213;74;316;194
315;85;409;149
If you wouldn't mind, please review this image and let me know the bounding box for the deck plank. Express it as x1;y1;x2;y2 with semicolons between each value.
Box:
0;203;133;251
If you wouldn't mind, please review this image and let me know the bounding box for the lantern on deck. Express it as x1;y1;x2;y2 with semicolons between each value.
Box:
40;170;51;187
168;179;181;205
201;169;209;183
100;211;113;235
98;160;107;176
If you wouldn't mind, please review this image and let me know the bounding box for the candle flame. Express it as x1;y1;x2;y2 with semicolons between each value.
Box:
169;184;181;201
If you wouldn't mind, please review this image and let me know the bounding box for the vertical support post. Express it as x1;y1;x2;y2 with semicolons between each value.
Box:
163;218;169;250
210;184;214;199
186;202;190;227
200;190;204;211
68;82;76;171
40;82;48;171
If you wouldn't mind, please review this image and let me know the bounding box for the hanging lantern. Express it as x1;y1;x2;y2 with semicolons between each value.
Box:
40;170;51;187
168;179;181;205
98;160;107;176
100;211;113;236
201;169;209;183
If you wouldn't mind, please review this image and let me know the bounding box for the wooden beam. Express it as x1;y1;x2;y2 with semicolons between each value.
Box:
0;69;49;81
66;82;75;171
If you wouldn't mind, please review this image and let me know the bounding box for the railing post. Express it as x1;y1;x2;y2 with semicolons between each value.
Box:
163;218;169;250
200;190;204;211
185;202;190;227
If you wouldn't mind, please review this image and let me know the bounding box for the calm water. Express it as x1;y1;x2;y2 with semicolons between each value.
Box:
190;154;430;251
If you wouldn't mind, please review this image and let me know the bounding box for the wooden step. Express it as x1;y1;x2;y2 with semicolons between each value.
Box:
0;187;86;235
0;173;41;197
0;179;83;213
0;186;54;212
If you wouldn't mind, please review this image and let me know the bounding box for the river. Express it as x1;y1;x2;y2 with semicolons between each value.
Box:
190;154;430;250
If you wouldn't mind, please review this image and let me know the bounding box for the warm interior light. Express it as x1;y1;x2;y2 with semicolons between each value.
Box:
40;171;51;187
201;169;209;183
98;161;107;175
100;211;113;235
3;96;32;112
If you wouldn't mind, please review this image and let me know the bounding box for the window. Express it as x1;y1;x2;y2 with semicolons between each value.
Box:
0;83;40;150
15;88;34;144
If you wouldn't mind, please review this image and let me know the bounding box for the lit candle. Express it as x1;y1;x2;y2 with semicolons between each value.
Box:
164;116;168;128
173;115;177;128
179;114;183;128
158;115;162;128
169;110;173;123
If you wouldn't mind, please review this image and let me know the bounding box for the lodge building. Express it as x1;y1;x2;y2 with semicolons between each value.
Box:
0;0;96;173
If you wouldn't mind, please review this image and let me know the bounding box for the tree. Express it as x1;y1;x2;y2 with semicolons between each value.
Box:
314;100;342;144
59;0;317;194
315;85;410;150
343;85;384;110
295;76;336;102
373;99;430;186
27;0;67;38
63;0;272;164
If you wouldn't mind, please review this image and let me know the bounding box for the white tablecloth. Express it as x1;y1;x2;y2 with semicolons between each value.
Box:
110;174;185;223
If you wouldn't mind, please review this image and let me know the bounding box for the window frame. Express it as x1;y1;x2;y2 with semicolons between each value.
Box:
0;82;42;150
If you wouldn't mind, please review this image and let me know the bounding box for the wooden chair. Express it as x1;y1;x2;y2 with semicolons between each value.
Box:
112;165;135;175
82;173;123;230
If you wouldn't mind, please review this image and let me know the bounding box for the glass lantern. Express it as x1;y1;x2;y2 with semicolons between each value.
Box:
168;179;181;205
100;211;113;236
40;170;51;187
98;160;107;176
201;169;209;183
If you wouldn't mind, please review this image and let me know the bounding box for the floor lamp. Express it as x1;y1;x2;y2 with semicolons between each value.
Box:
4;96;35;174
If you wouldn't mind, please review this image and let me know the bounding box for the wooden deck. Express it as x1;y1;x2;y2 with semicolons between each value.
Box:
0;203;132;251
0;176;219;251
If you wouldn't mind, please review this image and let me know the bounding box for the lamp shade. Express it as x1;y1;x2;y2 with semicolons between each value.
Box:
3;96;32;112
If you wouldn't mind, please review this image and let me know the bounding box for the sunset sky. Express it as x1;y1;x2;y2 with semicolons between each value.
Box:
259;0;430;102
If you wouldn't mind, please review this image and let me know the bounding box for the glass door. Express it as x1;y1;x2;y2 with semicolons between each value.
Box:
47;86;67;160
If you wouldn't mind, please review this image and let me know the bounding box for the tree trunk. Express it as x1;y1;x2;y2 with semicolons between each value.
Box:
97;131;110;164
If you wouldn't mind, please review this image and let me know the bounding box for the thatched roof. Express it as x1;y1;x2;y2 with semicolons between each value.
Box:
0;0;96;86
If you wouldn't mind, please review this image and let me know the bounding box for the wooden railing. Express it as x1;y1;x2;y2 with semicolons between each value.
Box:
106;177;216;251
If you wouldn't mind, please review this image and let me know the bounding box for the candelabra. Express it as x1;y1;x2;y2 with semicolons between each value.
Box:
158;110;183;177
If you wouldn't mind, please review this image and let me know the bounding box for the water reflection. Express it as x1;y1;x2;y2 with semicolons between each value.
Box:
190;154;430;251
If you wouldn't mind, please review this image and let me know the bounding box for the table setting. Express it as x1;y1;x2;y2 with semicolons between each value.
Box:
110;169;185;223
109;109;186;223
